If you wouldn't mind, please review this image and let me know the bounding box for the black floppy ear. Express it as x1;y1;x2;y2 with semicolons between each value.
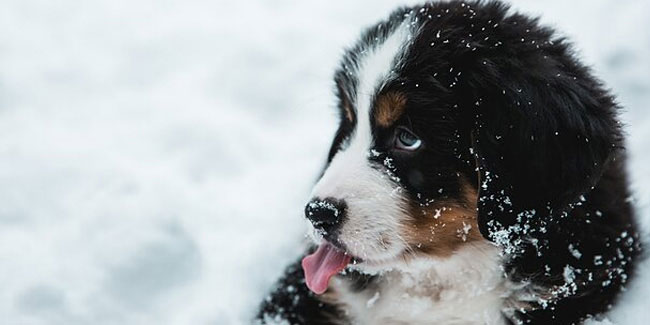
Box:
461;52;621;246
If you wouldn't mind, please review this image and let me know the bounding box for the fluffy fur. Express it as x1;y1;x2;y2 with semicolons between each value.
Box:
257;1;642;324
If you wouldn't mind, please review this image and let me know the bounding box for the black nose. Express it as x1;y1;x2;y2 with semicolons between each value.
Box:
305;198;346;233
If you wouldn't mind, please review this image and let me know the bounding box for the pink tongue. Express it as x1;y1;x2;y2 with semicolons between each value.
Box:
301;242;351;294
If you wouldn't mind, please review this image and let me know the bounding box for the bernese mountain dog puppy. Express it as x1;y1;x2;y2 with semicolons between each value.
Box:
257;1;642;324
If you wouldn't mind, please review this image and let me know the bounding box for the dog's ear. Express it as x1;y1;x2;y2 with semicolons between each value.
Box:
459;50;621;247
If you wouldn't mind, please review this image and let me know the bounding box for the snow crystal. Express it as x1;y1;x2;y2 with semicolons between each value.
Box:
366;291;380;308
568;244;582;259
594;255;604;266
563;265;576;284
456;221;472;241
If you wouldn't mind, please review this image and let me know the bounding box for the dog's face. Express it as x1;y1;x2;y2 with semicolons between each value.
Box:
304;1;620;273
307;18;482;269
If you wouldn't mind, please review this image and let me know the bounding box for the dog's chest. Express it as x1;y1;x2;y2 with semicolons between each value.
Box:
331;244;511;325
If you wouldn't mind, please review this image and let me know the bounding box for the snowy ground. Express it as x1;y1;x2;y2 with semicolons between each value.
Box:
0;0;648;324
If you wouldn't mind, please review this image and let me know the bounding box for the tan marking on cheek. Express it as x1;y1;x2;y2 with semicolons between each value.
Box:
401;182;483;257
374;92;407;127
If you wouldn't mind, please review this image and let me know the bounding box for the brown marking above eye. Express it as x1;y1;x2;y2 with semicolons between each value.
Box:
374;91;407;128
400;180;484;257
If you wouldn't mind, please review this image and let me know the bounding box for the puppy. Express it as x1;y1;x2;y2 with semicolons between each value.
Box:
257;1;641;324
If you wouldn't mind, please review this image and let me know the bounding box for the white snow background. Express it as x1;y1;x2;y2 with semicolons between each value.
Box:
0;0;648;324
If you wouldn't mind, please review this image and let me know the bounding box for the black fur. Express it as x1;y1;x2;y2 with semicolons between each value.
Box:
256;256;344;325
256;1;642;324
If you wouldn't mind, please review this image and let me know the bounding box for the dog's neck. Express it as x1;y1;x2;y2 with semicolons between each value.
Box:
329;241;521;325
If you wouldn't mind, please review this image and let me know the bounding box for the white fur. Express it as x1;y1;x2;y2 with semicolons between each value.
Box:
333;242;514;325
309;18;415;262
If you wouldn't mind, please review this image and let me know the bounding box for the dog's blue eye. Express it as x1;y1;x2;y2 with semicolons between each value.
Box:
395;128;422;151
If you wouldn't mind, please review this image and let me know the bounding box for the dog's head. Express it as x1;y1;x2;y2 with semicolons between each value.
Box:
302;1;620;293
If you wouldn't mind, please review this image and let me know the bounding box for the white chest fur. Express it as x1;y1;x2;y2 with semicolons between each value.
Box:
331;242;513;325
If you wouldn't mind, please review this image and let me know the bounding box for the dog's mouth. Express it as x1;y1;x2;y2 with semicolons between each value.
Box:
301;241;356;294
303;227;409;294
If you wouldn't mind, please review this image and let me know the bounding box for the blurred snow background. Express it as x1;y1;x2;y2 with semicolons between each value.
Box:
0;0;648;324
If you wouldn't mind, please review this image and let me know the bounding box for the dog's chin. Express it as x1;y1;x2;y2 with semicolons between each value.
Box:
345;247;420;275
346;256;398;274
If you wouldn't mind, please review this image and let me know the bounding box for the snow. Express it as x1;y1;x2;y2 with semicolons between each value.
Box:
0;0;648;324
